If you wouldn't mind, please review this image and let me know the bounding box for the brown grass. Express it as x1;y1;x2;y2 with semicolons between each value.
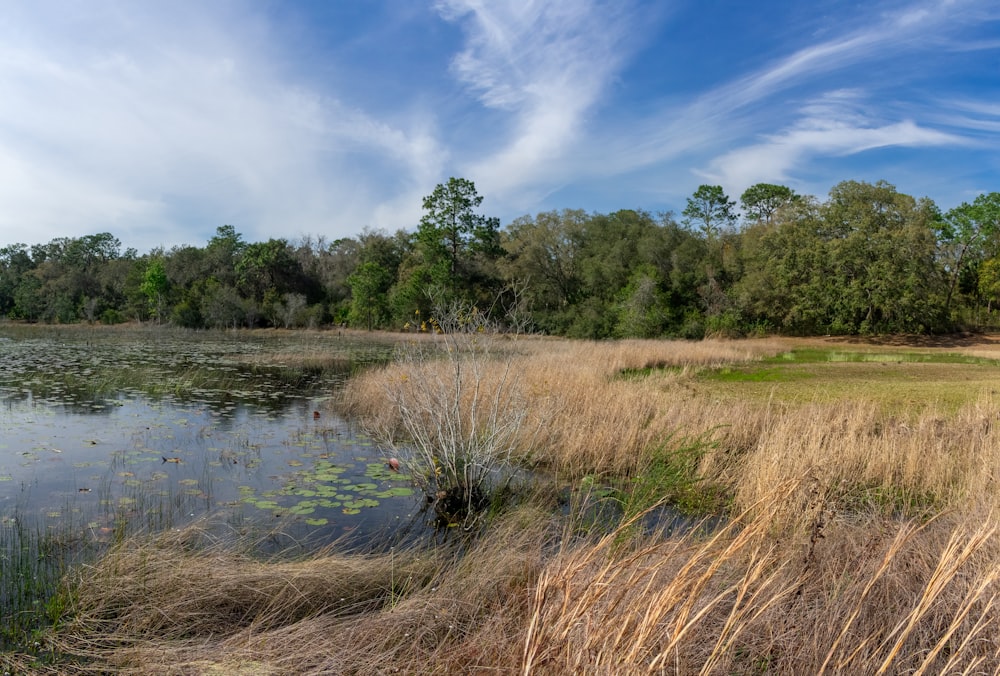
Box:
45;507;554;674
343;336;784;478
346;335;1000;518
524;497;1000;675
42;493;1000;674
29;334;1000;673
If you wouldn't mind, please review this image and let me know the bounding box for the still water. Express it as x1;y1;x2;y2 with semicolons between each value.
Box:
0;328;423;549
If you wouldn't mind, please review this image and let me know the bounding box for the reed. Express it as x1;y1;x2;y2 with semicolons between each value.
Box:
43;507;556;674
0;515;74;656
20;334;1000;673
523;493;1000;674
36;489;1000;674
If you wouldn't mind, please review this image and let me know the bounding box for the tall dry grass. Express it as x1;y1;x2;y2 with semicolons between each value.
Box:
523;492;1000;675
344;337;784;479
40;491;1000;674
45;507;555;674
29;336;1000;673
346;336;1000;521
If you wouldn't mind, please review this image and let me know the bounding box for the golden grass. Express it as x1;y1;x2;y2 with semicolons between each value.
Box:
346;335;1000;516
46;507;554;674
42;493;1000;674
524;496;1000;675
343;336;784;478
30;333;1000;674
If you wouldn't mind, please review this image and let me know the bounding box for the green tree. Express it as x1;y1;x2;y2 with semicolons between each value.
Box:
733;197;832;333
500;209;588;333
822;180;946;333
140;258;169;323
416;177;502;303
348;261;392;330
939;193;1000;315
740;183;798;224
201;281;245;329
0;244;32;317
236;239;315;323
615;267;666;338
978;257;1000;313
682;185;737;239
204;225;245;287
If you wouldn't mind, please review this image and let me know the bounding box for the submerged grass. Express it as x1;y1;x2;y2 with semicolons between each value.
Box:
0;516;73;657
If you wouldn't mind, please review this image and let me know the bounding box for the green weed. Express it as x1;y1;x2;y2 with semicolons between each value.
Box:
621;433;730;519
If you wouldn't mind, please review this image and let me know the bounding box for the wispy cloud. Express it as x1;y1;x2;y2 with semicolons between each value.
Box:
698;92;962;194
597;0;990;190
0;1;444;249
0;0;994;249
434;0;645;203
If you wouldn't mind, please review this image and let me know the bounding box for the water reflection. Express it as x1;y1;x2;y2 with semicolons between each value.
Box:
0;329;419;548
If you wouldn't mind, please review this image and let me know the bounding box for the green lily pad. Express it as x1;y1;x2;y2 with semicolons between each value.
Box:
342;498;380;509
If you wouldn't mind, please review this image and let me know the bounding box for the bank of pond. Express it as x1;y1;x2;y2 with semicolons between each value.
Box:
9;324;1000;673
0;325;684;667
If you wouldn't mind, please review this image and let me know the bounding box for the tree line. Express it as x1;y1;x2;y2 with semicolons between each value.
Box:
1;177;999;337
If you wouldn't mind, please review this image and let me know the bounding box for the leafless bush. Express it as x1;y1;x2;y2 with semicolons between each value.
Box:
373;297;538;526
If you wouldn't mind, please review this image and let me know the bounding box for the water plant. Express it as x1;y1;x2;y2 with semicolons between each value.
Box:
0;515;69;653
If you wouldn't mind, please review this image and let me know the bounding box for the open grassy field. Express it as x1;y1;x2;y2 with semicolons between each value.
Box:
13;332;1000;674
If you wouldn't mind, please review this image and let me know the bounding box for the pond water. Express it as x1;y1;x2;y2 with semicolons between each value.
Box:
0;328;425;551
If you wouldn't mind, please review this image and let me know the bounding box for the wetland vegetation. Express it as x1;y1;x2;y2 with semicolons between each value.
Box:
7;323;1000;673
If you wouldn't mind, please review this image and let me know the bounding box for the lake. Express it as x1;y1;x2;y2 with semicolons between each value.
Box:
0;326;426;551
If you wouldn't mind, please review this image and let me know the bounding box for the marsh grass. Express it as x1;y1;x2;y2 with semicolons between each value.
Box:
523;492;1000;675
40;507;556;674
35;488;1000;674
20;333;1000;672
0;515;73;655
362;304;537;527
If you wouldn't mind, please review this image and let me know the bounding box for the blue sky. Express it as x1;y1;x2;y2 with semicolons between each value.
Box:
0;0;998;253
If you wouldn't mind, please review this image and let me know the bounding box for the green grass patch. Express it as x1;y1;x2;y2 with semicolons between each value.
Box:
705;366;813;383
765;347;1000;366
0;517;74;657
621;433;730;519
691;346;1000;412
617;365;684;380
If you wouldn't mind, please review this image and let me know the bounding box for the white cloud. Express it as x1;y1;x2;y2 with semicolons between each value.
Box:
591;0;990;190
698;92;962;197
0;1;445;250
435;0;643;202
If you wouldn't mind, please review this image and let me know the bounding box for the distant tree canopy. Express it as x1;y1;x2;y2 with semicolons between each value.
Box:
1;177;999;337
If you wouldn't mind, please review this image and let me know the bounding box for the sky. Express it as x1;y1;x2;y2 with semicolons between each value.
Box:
0;0;998;253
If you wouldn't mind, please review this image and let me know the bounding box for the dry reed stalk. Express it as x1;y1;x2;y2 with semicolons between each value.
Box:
522;487;798;673
343;336;781;480
49;508;554;675
734;396;1000;529
346;333;1000;530
523;493;1000;675
49;525;442;668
